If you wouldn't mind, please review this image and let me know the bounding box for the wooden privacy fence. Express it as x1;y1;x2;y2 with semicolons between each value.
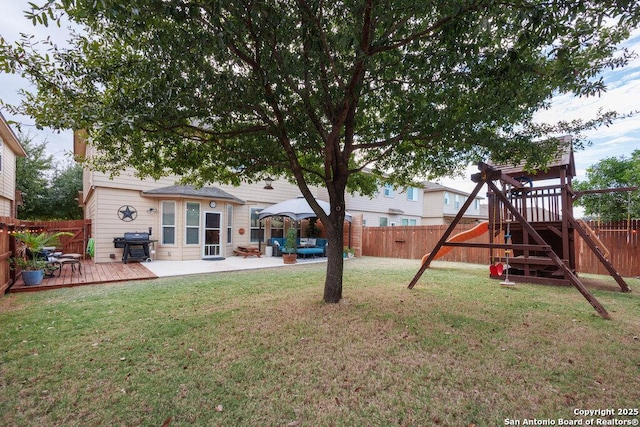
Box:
577;219;639;277
0;217;91;294
362;220;639;277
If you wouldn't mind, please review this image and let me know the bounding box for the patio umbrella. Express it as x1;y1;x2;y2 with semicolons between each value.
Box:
258;196;352;222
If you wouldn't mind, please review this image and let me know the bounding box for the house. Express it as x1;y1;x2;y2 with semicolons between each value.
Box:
343;181;486;227
344;183;425;226
76;136;350;263
422;182;485;225
76;135;486;263
0;111;26;218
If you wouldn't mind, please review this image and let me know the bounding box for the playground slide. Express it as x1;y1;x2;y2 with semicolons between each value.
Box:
421;221;489;265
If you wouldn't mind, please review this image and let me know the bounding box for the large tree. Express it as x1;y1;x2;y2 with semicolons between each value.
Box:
15;132;55;220
49;160;84;220
574;150;640;221
1;1;639;302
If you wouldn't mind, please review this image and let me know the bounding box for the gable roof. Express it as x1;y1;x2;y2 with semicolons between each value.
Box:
0;111;27;157
142;185;245;204
422;181;481;198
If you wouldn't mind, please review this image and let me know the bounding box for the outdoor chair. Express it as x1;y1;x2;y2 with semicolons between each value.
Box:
50;253;83;277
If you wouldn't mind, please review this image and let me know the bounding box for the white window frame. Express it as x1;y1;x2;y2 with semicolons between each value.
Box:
161;201;176;245
383;184;394;198
250;207;264;243
227;205;233;244
185;201;200;245
379;217;388;226
444;191;450;205
474;199;480;210
406;187;419;201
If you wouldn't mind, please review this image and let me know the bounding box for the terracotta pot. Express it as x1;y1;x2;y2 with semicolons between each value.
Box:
283;253;297;264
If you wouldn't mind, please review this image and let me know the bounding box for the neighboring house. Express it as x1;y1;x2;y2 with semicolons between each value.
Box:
422;182;485;225
345;179;486;227
345;183;425;227
0;111;26;218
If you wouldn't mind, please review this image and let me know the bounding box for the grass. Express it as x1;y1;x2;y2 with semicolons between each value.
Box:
0;257;639;426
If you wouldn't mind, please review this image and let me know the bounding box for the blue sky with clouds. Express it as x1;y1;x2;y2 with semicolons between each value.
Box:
1;2;639;187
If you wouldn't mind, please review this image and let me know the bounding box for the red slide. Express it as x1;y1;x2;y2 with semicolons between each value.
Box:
421;221;489;265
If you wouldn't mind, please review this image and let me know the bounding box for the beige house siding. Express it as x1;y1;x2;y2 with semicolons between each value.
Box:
90;187;155;262
346;186;423;227
423;187;485;225
84;176;303;263
0;113;26;218
0;142;14;215
77;138;486;262
423;192;445;220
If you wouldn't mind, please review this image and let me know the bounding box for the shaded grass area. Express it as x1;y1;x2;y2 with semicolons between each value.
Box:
1;258;639;426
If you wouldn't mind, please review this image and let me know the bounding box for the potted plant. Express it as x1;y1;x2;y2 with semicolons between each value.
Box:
11;231;72;285
282;228;298;264
343;246;355;258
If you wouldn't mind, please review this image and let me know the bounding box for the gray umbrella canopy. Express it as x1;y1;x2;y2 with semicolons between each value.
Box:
258;196;352;222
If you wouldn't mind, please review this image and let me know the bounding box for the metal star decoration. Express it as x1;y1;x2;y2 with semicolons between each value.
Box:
118;205;137;221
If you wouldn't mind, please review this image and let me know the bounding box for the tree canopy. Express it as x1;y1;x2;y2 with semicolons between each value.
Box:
15;133;54;219
574;150;640;221
15;132;83;220
2;0;639;301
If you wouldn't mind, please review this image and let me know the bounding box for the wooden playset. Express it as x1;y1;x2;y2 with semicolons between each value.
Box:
409;144;634;319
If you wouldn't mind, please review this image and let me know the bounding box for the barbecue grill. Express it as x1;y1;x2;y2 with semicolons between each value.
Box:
114;231;153;263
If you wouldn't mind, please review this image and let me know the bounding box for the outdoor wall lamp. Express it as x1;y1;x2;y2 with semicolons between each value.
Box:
147;208;157;213
263;176;274;190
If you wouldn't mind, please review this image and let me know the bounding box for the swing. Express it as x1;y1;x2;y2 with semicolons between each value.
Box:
489;190;503;276
500;184;515;287
489;191;504;276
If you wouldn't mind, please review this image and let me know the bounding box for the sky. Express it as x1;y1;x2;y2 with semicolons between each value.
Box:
1;1;639;189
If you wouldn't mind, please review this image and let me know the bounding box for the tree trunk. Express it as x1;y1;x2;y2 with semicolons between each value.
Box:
323;213;345;303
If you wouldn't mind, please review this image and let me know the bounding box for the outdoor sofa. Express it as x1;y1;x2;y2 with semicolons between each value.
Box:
269;237;328;258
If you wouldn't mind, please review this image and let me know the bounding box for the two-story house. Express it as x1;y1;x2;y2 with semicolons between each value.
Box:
423;182;485;225
0;111;26;218
344;181;486;227
76;136;351;263
345;183;425;227
76;135;486;262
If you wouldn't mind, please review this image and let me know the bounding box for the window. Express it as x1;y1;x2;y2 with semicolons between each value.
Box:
379;217;388;226
0;139;3;172
444;191;450;205
454;194;460;209
474;199;480;210
383;184;394;198
250;208;264;242
406;187;419;201
162;201;176;245
185;202;200;245
270;215;284;238
227;205;233;244
401;218;417;226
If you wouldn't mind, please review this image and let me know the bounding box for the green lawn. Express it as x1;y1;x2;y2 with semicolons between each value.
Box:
1;257;639;426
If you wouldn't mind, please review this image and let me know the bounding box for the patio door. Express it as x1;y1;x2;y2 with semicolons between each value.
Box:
203;212;222;258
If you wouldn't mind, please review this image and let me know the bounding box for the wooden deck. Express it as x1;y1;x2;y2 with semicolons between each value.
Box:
9;259;157;293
